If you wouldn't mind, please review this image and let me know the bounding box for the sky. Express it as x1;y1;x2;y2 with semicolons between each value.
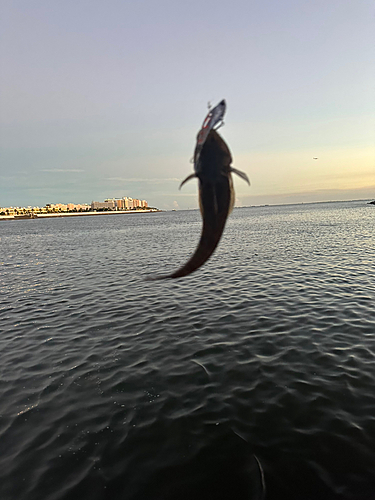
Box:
1;0;374;209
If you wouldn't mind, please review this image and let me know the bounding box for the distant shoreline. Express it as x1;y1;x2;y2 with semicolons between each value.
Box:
0;209;161;221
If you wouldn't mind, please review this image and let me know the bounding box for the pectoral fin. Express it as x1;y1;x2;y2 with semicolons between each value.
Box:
179;173;197;190
230;167;250;185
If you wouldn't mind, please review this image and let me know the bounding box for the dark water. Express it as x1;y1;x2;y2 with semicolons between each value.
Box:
1;201;375;500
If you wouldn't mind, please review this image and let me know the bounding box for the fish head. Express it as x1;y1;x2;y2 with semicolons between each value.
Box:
195;130;232;181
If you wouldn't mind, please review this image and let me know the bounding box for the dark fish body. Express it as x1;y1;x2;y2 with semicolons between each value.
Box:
169;130;234;279
148;129;249;280
146;100;249;280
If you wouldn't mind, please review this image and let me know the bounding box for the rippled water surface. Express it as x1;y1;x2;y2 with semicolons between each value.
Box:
1;201;375;500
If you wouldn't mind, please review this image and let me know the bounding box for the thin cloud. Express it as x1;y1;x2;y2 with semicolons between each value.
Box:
321;169;375;181
240;185;375;206
106;177;180;183
41;169;84;173
162;193;197;197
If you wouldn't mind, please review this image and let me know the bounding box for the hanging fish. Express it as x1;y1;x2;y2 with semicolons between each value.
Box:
147;100;249;280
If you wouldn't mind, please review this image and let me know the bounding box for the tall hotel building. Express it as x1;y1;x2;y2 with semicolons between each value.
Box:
91;197;148;211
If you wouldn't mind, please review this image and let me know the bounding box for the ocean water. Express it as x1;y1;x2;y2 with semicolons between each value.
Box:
1;200;374;500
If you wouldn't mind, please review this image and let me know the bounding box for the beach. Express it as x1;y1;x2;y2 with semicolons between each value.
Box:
0;209;160;221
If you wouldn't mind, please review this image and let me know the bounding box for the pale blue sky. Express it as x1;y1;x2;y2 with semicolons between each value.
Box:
1;0;374;209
